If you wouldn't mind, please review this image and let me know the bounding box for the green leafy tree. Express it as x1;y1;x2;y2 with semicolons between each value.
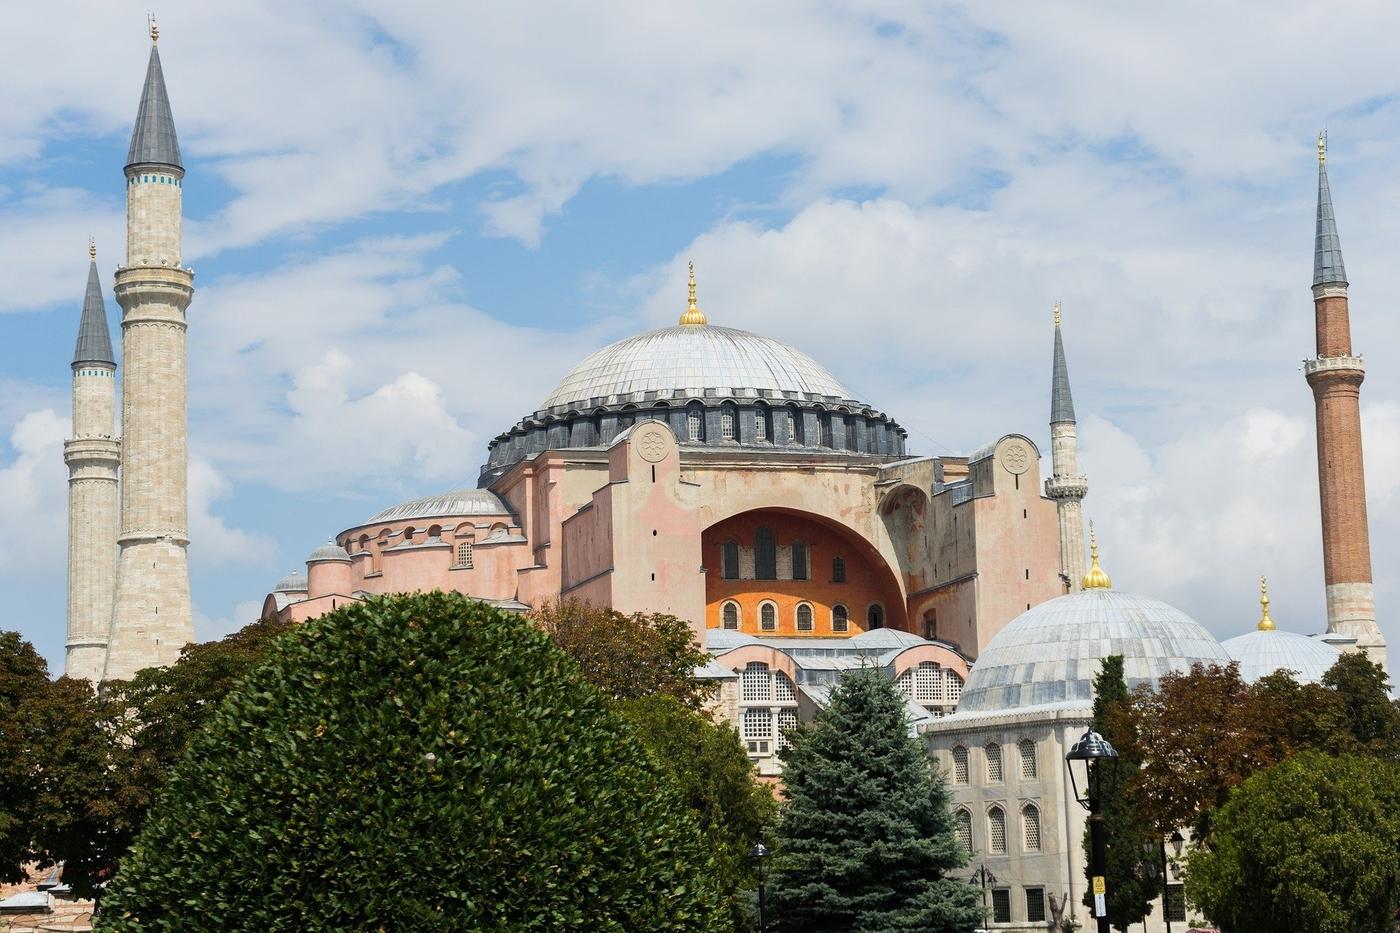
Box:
768;668;980;932
1187;751;1400;933
1083;656;1158;930
533;599;713;709
97;592;727;932
619;695;778;930
0;631;70;882
1321;651;1400;755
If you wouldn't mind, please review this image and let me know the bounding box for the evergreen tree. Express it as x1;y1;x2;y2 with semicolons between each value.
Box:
1084;656;1158;930
768;668;980;932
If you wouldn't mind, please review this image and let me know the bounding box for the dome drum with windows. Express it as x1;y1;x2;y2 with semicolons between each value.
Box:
479;264;906;483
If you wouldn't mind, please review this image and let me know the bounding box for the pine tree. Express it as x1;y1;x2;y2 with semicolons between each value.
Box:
1084;655;1159;930
768;668;981;932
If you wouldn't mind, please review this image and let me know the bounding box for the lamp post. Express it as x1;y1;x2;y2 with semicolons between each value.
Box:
1066;729;1118;933
750;843;771;931
970;864;997;924
1162;830;1185;932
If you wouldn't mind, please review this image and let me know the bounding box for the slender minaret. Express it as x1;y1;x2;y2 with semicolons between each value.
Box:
1304;133;1385;670
64;241;121;682
103;19;195;681
1044;302;1088;592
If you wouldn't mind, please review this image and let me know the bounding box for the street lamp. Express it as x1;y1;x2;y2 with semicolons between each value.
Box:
970;865;997;923
750;843;771;931
1162;829;1186;931
1066;729;1118;933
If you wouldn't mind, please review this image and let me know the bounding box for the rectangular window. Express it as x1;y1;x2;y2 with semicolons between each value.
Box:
455;541;473;568
742;708;772;742
754;410;767;441
1166;885;1186;922
832;557;846;583
1025;887;1045;923
992;889;1011;923
791;542;808;580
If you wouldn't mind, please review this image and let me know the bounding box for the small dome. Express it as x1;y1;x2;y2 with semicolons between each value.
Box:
274;570;308;593
307;541;351;563
957;589;1231;713
1222;630;1340;685
366;488;510;524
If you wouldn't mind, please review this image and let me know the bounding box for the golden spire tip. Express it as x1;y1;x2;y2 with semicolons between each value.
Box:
149;13;159;44
1318;130;1326;166
1257;575;1276;631
1081;520;1112;590
88;237;96;261
679;259;707;326
1053;300;1061;328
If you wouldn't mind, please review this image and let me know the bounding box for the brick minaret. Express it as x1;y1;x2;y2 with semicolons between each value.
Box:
103;22;195;681
1304;133;1385;670
1043;303;1088;592
64;242;121;682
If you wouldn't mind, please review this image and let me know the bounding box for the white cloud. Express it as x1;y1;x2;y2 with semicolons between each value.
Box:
188;457;277;565
0;410;70;580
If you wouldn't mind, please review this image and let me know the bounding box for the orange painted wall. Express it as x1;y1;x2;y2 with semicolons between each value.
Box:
703;510;905;637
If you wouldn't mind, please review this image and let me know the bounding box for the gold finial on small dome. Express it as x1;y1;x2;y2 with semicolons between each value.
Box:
1081;521;1112;590
88;237;96;261
1257;575;1276;631
1318;130;1326;166
1053;300;1061;328
679;260;708;326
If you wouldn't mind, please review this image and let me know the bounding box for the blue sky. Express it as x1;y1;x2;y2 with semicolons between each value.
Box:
5;1;1400;671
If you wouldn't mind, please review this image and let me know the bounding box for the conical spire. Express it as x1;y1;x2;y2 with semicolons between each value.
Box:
73;244;114;367
1050;301;1076;424
125;26;183;170
1313;132;1346;287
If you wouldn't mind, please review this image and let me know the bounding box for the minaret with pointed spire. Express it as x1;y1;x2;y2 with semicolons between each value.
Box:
104;19;195;681
1044;302;1089;592
1303;132;1385;671
64;241;121;682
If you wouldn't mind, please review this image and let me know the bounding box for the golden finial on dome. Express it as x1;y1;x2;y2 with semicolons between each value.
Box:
1257;575;1276;631
88;237;96;261
1053;300;1061;328
149;13;160;44
1082;521;1112;590
1318;130;1326;166
679;260;708;326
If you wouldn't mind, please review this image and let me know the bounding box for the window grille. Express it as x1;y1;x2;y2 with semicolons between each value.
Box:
832;604;849;632
791;541;808;580
775;672;796;703
722;602;739;630
1166;885;1187;922
742;708;771;741
1026;887;1046;923
986;743;1003;782
755;527;776;580
988;807;1006;854
992;889;1011;922
955;809;972;851
952;746;969;784
796;603;813;632
754;406;768;441
720;405;735;440
455;541;473;568
945;670;963;703
914;662;941;701
895;670;913;698
776;709;798;750
741;663;772;702
1019;739;1037;779
722;539;739;579
787;406;804;444
1023;805;1041;851
832;557;846;583
687;406;703;441
760;604;776;631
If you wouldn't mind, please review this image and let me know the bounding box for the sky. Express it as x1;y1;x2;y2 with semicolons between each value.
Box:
5;1;1400;672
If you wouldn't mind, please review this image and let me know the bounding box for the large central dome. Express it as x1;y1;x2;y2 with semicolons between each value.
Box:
541;324;852;410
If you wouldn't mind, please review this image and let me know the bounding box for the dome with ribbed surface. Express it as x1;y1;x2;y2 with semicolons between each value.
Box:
957;589;1231;713
366;488;510;524
1222;629;1340;685
541;325;853;410
307;541;351;563
274;570;308;593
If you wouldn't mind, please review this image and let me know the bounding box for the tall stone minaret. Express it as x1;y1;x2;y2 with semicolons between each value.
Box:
103;21;195;681
1304;133;1386;671
64;242;121;682
1043;303;1088;593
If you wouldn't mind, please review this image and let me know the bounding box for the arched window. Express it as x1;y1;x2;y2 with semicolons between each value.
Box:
1019;739;1037;779
754;403;770;442
722;601;739;630
775;671;796;702
427;524;442;539
722;539;740;579
402;526;416;545
787;405;804;445
945;670;964;703
455;541;473;568
796;603;813;632
832;604;849;633
619;405;636;429
832;557;846;583
755;527;777;580
1022;804;1041;851
845;415;859;451
952;746;969;784
867;603;884;629
988;806;1007;854
791;541;808;580
760;602;777;632
741;662;772;701
955;808;973;852
985;743;1003;782
720;403;737;441
687;403;704;442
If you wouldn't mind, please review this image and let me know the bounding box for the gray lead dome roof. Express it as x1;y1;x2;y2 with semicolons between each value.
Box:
366;488;510;524
957;589;1231;713
540;324;852;410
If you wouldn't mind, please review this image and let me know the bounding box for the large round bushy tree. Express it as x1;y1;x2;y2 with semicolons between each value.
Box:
97;592;727;932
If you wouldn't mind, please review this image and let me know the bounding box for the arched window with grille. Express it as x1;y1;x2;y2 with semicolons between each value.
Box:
985;743;1003;782
867;603;884;629
946;670;964;704
754;403;770;442
787;405;804;445
755;527;777;580
720;403;737;440
722;601;739;630
455;540;473;568
741;662;772;702
832;604;849;633
1019;739;1037;779
832;556;846;583
796;603;814;632
820;412;835;448
686;403;704;442
955;808;973;852
988;806;1007;853
759;602;777;631
952;746;969;784
722;539;740;579
791;541;808;580
1022;804;1041;851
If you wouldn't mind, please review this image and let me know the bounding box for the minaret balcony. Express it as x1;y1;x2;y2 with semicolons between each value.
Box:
1303;355;1365;378
1044;475;1088;499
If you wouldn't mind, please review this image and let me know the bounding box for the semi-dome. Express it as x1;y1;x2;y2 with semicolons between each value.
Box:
956;588;1231;713
274;570;308;593
366;488;510;524
1220;577;1340;684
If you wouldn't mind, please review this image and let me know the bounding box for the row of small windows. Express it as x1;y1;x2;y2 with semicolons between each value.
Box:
634;400;885;450
721;532;847;583
985;886;1048;925
951;739;1038;784
76;369;112;377
722;600;853;633
954;803;1041;855
129;174;182;186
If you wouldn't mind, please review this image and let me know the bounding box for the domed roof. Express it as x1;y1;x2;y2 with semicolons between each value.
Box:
1222;630;1340;685
957;589;1232;713
274;570;308;593
307;540;351;563
366;488;510;524
540;325;852;410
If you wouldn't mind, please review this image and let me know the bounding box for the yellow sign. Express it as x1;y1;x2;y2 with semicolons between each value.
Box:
1092;876;1106;895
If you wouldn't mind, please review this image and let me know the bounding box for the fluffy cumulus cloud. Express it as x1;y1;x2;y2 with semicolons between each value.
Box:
0;410;70;582
188;457;276;565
